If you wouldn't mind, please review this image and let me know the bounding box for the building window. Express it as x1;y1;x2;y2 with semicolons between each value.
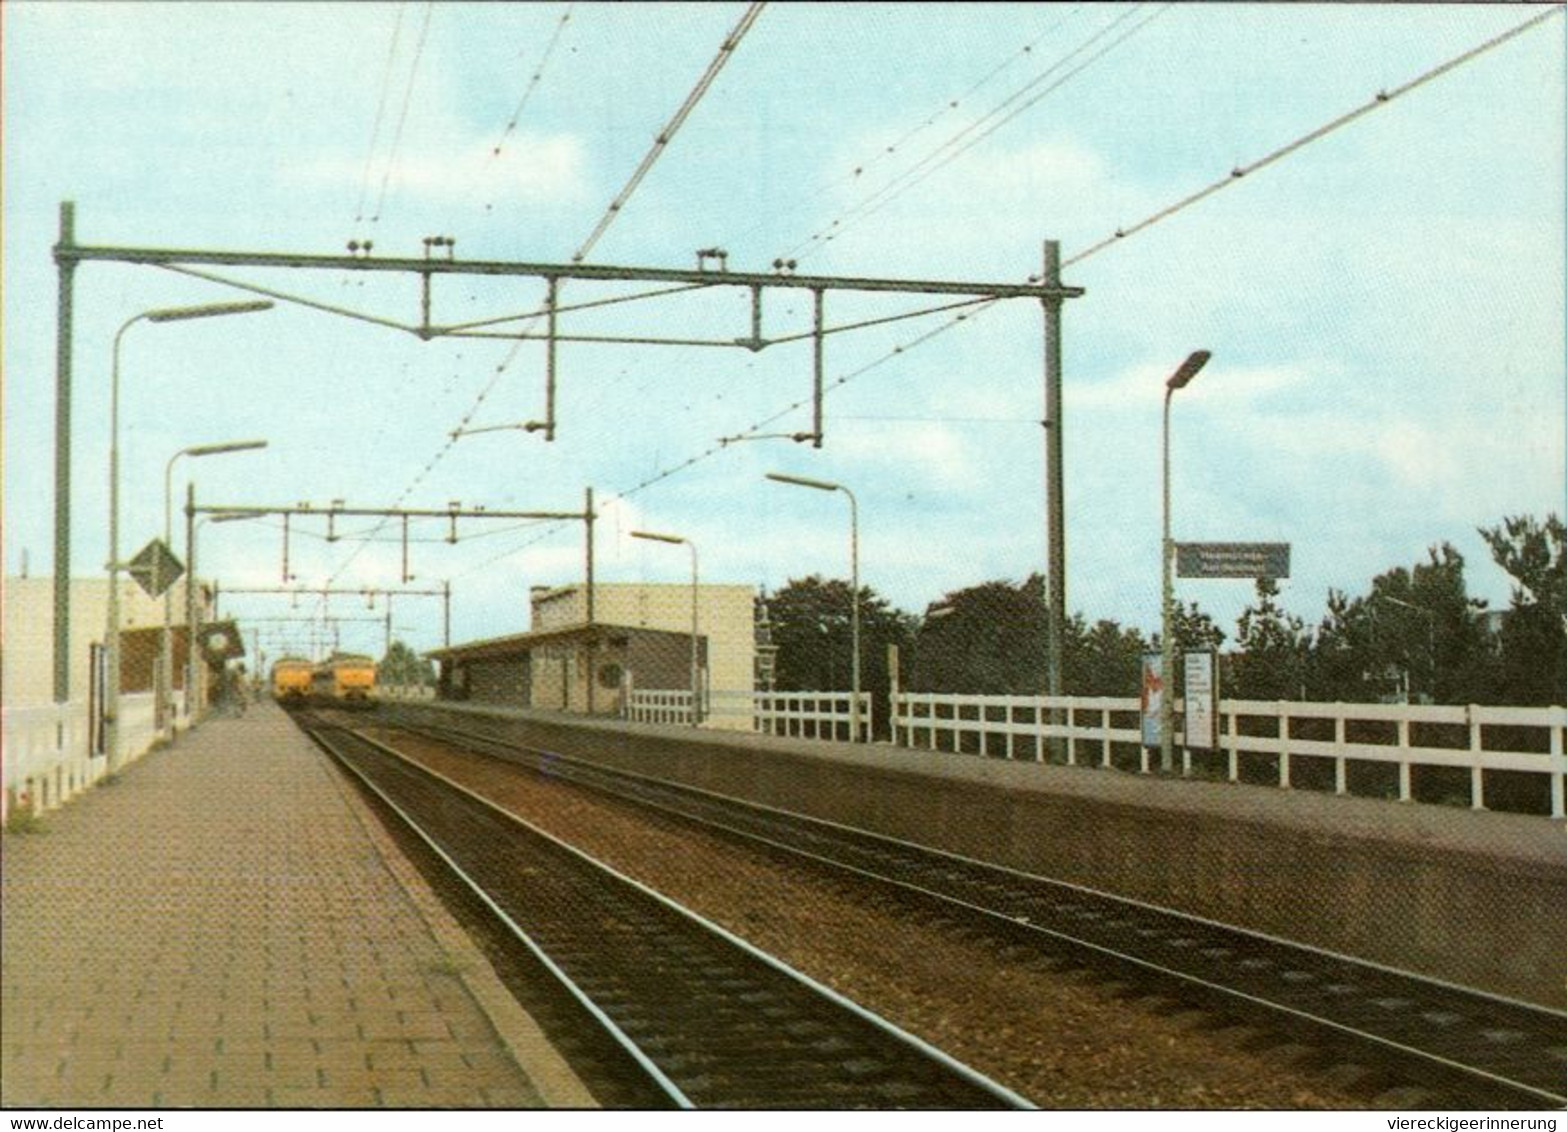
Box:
598;662;624;690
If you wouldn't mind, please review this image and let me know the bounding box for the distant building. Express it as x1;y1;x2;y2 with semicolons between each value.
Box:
428;581;756;727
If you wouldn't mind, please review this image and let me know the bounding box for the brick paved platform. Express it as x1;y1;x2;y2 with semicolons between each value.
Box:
1;701;594;1109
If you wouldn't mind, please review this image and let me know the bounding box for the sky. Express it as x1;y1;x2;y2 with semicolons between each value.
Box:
4;1;1564;669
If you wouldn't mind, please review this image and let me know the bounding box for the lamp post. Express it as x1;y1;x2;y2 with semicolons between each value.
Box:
162;440;267;736
766;471;862;742
105;299;272;772
1160;350;1211;775
188;510;261;717
1374;593;1438;703
631;530;701;726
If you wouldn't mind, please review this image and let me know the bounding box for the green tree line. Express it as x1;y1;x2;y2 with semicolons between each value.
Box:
761;513;1565;710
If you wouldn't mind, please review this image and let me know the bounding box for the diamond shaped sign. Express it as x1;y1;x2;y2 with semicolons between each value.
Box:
127;538;185;598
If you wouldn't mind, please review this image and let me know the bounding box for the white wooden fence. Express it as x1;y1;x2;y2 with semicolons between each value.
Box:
1;693;160;824
623;689;873;742
893;692;1567;819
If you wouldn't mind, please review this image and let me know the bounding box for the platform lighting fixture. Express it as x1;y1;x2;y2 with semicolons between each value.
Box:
105;299;273;772
1160;350;1211;775
765;472;863;742
162;439;268;735
631;530;702;726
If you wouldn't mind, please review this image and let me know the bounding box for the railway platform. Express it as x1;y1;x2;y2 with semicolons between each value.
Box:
0;700;594;1110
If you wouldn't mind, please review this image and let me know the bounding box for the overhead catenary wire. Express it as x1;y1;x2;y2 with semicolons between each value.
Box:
353;4;408;226
369;0;436;224
353;4;767;573
451;5;1563;581
726;5;1085;250
493;3;575;160
571;1;766;264
785;3;1170;262
1064;3;1564;267
447;2;578;229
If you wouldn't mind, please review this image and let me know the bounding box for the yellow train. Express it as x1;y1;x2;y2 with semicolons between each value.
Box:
311;652;377;706
271;657;314;701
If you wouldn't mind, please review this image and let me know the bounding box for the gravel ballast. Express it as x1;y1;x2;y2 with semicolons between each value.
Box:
366;728;1372;1109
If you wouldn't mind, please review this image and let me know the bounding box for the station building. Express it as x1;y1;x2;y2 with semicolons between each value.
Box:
3;575;220;709
427;581;757;728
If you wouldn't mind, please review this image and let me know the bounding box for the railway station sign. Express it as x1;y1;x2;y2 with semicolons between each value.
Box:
127;538;184;598
1176;542;1290;580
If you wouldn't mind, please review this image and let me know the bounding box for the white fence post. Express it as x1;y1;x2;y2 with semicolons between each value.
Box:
1467;705;1485;811
1277;701;1291;788
1226;707;1239;782
1397;714;1413;802
1334;708;1347;795
1551;716;1564;821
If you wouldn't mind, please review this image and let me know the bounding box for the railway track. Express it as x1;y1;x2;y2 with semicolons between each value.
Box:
301;716;1033;1109
372;707;1567;1110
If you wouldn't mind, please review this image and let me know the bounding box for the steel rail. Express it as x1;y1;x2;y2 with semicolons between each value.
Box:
310;716;1034;1109
385;709;1567;1109
306;722;692;1108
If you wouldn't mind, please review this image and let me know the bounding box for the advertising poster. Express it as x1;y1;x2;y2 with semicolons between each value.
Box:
1140;652;1163;747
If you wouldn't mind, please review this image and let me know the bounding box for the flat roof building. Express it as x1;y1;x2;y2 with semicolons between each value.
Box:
427;581;756;728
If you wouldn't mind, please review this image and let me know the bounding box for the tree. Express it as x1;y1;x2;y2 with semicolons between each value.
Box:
1064;615;1150;697
1230;578;1308;700
378;639;434;688
1303;544;1494;705
1480;514;1566;704
765;577;916;731
1164;599;1225;653
1307;589;1379;702
1360;545;1493;704
908;576;1048;694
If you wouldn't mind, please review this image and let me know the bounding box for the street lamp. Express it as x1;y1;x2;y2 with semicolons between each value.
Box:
162;439;268;736
631;530;701;726
766;471;862;742
1160;350;1211;775
1374;593;1438;703
105;299;272;772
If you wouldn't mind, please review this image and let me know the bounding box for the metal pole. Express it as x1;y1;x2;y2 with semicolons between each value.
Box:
585;486;595;714
1160;386;1176;775
845;486;861;742
688;540;701;727
105;314;145;772
811;289;824;448
186;484;197;718
1158;350;1209;774
1041;242;1065;747
443;580;451;650
53;201;76;708
544;277;558;441
163;452;179;738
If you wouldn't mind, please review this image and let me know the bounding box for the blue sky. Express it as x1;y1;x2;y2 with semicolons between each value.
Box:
5;2;1564;666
